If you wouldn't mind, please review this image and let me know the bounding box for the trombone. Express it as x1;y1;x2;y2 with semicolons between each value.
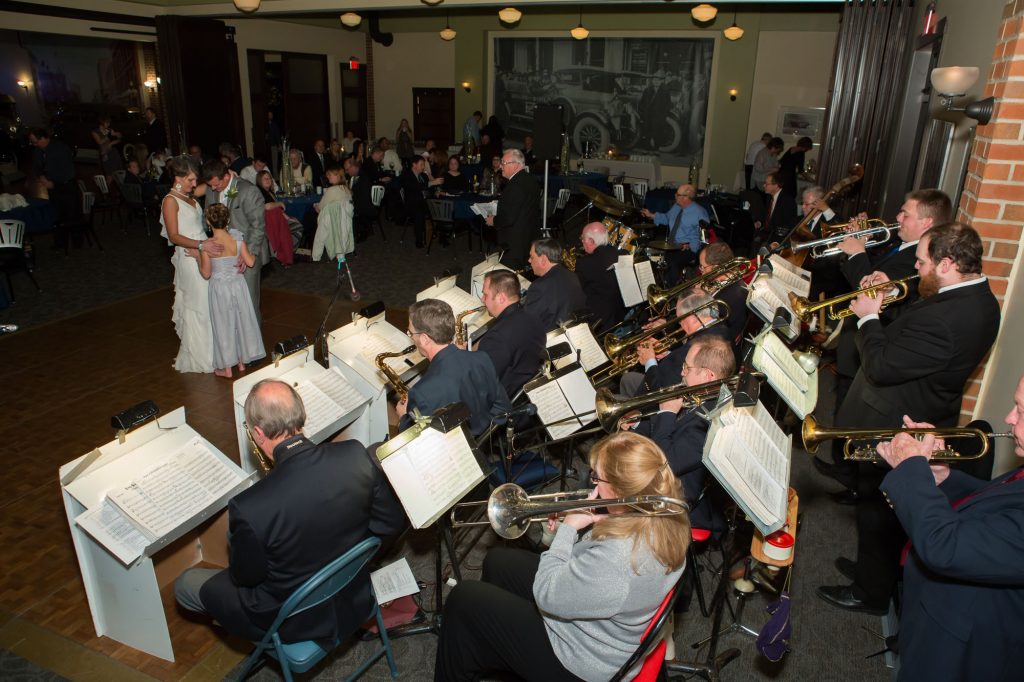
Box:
590;301;729;384
801;414;1014;462
646;257;750;315
595;373;762;432
449;483;688;539
788;274;918;322
792;220;898;258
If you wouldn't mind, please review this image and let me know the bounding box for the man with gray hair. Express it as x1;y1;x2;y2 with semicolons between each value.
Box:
486;148;541;269
174;379;406;645
522;238;587;331
641;183;707;285
575;222;625;333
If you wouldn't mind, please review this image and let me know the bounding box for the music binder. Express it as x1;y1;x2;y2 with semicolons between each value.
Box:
614;255;658;308
702;398;792;536
328;311;425;389
749;327;818;418
524;361;598;440
470;252;531;298
417;274;492;344
375;416;486;529
546;321;610;374
747;255;811;341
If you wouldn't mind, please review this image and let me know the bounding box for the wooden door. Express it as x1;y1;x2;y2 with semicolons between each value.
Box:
413;88;454;148
340;63;368;140
281;52;330;155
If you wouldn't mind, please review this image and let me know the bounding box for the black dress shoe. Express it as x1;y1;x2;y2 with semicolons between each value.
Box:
834;556;857;581
816;585;887;615
829;489;861;505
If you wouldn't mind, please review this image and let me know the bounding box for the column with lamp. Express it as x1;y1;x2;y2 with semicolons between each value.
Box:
930;66;995;125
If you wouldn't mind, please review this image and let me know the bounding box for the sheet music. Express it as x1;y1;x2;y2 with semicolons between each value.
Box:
293;367;367;440
370;558;420;603
359;332;416;374
704;400;791;535
470;200;499;218
767;255;811;296
107;437;246;538
564;323;609;372
75;498;152;566
748;278;800;341
379;427;485;528
614;255;644;307
528;380;580;440
311;367;367;413
559;367;598;424
750;331;818;418
634;260;657;299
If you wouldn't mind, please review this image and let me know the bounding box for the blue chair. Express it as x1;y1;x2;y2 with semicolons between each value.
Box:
235;537;399;682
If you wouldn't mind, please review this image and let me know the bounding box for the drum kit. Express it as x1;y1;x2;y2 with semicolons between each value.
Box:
579;185;670;258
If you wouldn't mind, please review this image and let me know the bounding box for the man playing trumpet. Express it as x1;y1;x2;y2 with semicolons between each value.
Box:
869;372;1024;681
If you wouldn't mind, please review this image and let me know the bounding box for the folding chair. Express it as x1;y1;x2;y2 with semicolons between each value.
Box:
370;184;388;240
426;198;458;257
0;220;41;302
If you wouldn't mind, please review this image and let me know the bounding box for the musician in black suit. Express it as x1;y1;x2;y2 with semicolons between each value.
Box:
575;222;626;334
522;238;587;332
697;242;747;348
174;380;406;644
871;375;1024;682
631;336;734;532
800;186;846;300
473;269;546;399
400;156;430;248
623;289;729;397
486;149;541;269
757;171;798;248
398;299;513;437
818;189;952;494
817;223;1001;616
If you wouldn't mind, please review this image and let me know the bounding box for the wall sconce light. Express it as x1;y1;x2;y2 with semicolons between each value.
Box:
728;88;738;102
930;66;995;125
691;4;718;23
233;0;260;12
144;79;157;91
462;81;472;93
16;79;30;91
498;7;522;24
340;12;362;28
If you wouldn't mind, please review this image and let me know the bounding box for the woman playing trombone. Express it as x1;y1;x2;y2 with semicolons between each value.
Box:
434;432;689;682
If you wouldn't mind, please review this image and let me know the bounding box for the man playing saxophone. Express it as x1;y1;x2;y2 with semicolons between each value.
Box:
397;298;512;437
575;222;626;334
869;373;1024;682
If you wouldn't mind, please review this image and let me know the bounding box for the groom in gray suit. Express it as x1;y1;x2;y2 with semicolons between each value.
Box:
202;159;269;322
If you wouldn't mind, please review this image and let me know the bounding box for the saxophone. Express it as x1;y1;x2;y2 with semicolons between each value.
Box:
455;306;485;347
243;421;274;474
375;345;415;401
562;246;579;271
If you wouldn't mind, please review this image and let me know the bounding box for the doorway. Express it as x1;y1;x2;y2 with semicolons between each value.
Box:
413;88;454;149
248;49;330;165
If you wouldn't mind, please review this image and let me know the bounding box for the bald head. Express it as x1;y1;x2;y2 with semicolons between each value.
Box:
581;222;608;254
244;379;306;443
675;184;696;208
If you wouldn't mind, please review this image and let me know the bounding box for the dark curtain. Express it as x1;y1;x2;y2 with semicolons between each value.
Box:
816;0;917;217
155;16;245;158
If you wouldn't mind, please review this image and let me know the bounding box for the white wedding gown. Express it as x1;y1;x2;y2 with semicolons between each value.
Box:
161;195;214;373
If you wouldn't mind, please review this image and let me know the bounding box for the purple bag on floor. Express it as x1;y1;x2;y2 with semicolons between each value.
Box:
755;591;792;662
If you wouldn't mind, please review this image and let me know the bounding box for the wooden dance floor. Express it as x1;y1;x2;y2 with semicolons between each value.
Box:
0;287;395;680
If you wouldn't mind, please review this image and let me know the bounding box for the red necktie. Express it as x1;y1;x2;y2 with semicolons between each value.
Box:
766;195;775;223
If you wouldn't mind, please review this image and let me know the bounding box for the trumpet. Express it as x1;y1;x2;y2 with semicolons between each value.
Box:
801;414;1015;461
792;220;897;258
788;274;918;322
455;306;485;347
449;483;688;539
243;421;274;474
595;373;762;432
375;345;415;402
646;257;750;315
590;302;729;384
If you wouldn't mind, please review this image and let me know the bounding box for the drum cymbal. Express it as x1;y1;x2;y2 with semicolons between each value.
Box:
646;240;684;251
580;184;631;217
631;222;657;232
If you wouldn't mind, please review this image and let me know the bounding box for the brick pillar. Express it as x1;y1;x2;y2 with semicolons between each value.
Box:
365;33;375;142
955;0;1024;421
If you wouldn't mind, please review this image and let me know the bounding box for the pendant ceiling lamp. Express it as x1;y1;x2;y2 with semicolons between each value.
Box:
440;13;457;41
340;12;362;27
723;13;744;40
570;6;589;40
691;4;718;22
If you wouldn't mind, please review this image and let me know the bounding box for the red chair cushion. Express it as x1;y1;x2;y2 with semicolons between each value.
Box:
691;528;711;542
630;640;667;682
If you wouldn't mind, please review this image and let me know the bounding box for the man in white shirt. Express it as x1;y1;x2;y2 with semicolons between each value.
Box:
240;157;278;191
378;138;402;174
744;132;772;190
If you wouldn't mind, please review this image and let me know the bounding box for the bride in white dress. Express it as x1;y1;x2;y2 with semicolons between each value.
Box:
160;156;225;373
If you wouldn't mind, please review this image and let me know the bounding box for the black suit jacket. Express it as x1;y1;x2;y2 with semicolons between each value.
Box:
880;459;1024;681
714;281;748;347
575;244;626;334
495;170;541;268
837;279;1000;429
401;344;512;436
143;118;167;154
642;325;731;392
836;244;919;377
309;151;327;188
199;436;406;644
522;264;587;332
475;302;546;398
354;161;382;216
400;168;428;212
765;192;798;243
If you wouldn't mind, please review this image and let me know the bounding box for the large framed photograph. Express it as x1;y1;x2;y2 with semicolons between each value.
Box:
491;36;714;165
777;107;825;140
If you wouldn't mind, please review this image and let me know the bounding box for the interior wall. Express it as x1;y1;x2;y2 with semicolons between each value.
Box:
370;32;455;144
0;31;45;128
746;30;837;180
226;17;366;155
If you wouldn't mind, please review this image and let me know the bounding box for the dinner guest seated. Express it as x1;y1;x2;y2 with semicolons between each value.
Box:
256;170;295;265
441;156;471;195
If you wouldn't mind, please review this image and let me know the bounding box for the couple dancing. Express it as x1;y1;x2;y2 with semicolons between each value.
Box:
160;156;269;375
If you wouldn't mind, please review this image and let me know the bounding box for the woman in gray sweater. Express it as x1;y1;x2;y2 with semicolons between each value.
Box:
435;432;689;682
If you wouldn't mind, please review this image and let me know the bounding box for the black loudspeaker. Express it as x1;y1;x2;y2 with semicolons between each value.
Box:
532;104;563;160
